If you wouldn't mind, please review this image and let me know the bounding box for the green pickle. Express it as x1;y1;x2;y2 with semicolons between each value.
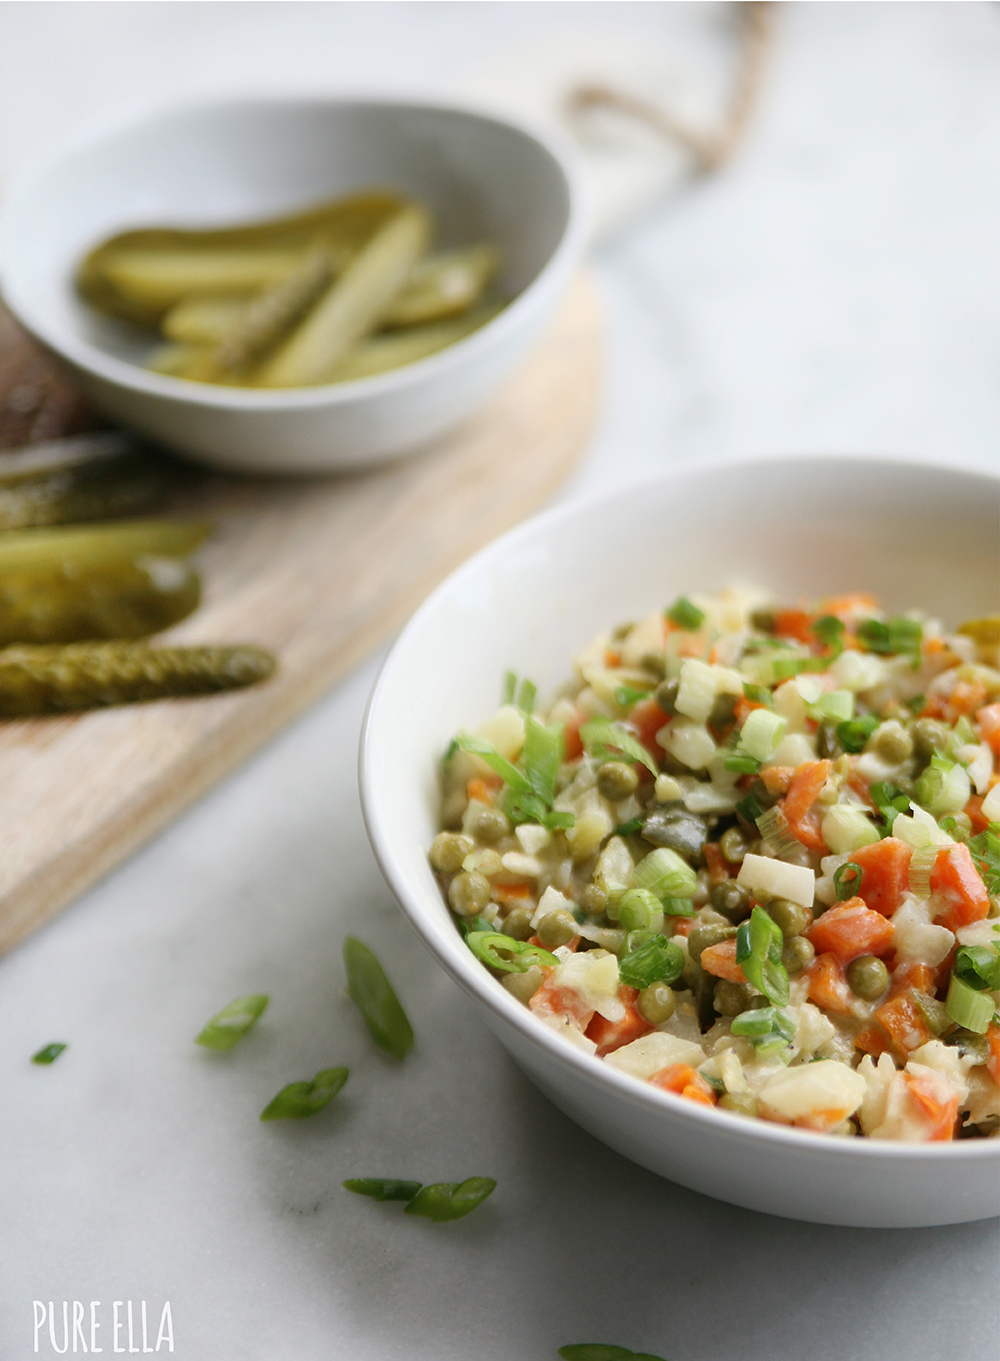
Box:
0;519;211;574
0;557;201;646
0;642;276;717
0;448;171;531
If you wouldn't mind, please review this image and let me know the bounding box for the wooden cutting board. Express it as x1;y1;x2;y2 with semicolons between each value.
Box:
0;273;601;955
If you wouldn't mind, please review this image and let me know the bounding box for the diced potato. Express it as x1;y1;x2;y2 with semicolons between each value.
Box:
604;1031;706;1081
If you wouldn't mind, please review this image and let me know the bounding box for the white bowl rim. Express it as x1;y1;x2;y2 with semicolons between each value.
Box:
0;91;587;409
359;452;1000;1169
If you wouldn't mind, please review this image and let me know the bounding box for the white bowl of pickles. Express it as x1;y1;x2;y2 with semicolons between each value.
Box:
0;97;583;473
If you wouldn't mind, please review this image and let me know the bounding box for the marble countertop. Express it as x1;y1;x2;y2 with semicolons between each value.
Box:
1;4;997;1359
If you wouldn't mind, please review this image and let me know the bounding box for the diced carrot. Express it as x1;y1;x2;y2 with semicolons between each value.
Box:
845;761;875;808
759;765;795;796
700;938;746;984
773;608;814;644
671;916;696;938
492;880;532;904
948;679;989;720
823;592;879;621
805;952;853;1015
847;838;912;918
929;842;990;932
585;986;652;1057
781;759;832;852
888;960;936;999
604;648;622;668
649;1063;717;1107
965;794;990;836
986;1023;1000;1086
529;976;594;1032
628;697;670;759
733;695;765;727
703;842;732;885
976;702;1000;757
467;776;500;805
874;993;934;1054
527;932;579;953
905;1073;958;1142
807;896;895;962
855;1025;893;1058
562;710;584;762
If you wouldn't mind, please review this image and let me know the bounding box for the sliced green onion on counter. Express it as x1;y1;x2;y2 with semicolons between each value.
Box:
260;1066;349;1120
403;1175;497;1222
343;937;414;1059
195;994;269;1051
31;1042;67;1065
343;1178;424;1202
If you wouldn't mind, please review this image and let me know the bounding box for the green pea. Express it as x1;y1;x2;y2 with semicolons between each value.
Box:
846;954;889;1000
597;761;639;800
654;678;679;715
429;832;473;874
874;722;914;764
467;806;510;844
502;907;534;941
637;980;676;1025
782;936;815;974
911;718;949;763
719;827;748;864
713;979;752;1016
709;879;752;923
767;898;810;939
579;884;608;917
687;922;737;966
536;909;577;949
448;871;491;918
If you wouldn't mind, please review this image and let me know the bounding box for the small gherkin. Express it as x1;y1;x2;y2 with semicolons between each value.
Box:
0;641;275;717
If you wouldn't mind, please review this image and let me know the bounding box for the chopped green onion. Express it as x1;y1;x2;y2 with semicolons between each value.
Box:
730;1005;796;1054
403;1175;497;1222
660;897;698;916
502;670;516;705
343;1178;422;1202
812;614;845;652
31;1042;67;1065
811;689;855;723
735;789;766;827
870;781;911;835
633;847;698;899
954;944;1000;993
836;714;878;753
666;597;705;630
617;888;660;931
858;616;923;658
723;753;760;774
344;938;414;1060
580;718;659;777
459;914;495;937
907;844;938;899
967;824;1000;896
558;1348;667;1361
618;935;683;989
466;932;559;974
615;683;651;708
742;682;773;707
613;816;644;838
623;929;655;954
906;693;926;712
944;974;995;1034
735;708;787;763
736;906;789;1007
260;1067;348;1121
915;753;971;817
195;994;268;1051
455;725;574;830
453;732;529;794
523;715;563;805
517;677;537;715
833;863;863;901
756;805;802;860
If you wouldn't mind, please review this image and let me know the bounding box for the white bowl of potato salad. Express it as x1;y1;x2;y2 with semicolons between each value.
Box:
360;456;1000;1225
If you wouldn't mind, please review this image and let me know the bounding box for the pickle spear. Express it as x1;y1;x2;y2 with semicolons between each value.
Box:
324;302;502;383
256;205;431;388
0;519;211;574
0;557;200;647
382;244;500;329
0;642;276;717
0;446;171;531
77;192;403;324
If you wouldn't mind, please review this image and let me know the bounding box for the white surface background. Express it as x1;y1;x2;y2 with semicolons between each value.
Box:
1;4;998;1359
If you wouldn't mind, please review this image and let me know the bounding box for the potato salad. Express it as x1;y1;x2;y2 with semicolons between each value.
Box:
430;590;1000;1141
